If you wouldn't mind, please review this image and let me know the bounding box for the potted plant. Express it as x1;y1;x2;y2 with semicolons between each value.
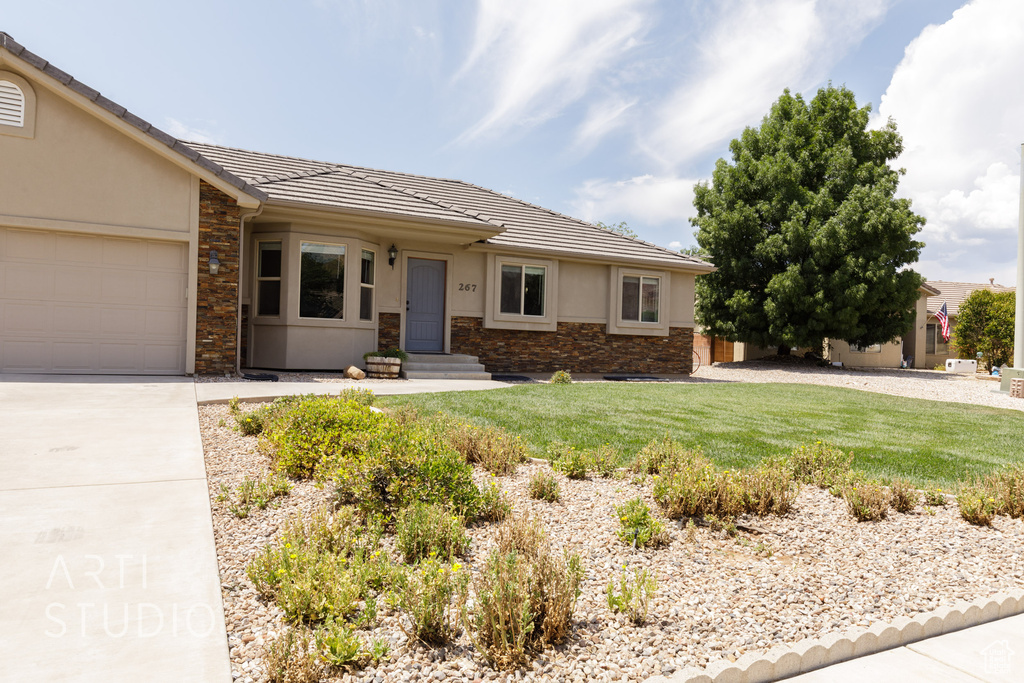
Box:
363;348;409;379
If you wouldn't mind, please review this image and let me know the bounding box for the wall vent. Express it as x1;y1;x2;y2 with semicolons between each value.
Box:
0;80;25;127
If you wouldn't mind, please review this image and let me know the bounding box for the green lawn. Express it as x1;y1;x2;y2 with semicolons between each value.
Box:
379;382;1024;488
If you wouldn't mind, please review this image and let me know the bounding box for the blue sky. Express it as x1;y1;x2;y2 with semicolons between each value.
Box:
4;0;1021;285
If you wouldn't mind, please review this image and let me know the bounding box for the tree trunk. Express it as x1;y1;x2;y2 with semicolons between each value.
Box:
777;344;792;356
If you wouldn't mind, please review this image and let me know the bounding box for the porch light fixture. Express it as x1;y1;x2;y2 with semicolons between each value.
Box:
387;244;398;268
209;250;220;275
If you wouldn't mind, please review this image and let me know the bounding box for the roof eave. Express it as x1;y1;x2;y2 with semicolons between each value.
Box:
468;241;716;273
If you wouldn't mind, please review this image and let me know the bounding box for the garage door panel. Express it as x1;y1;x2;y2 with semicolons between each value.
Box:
1;228;187;374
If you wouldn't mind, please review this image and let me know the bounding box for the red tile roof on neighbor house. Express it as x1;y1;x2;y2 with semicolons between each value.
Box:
188;143;713;271
925;280;1015;317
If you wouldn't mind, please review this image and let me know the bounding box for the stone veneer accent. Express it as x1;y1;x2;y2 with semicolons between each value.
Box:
195;181;241;375
378;312;401;352
450;316;693;374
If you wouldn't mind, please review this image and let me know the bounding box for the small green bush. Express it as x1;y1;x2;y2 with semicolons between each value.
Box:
265;627;323;683
923;488;949;507
606;567;657;625
988;464;1024;518
441;421;527;476
957;482;998;526
316;616;363;668
585;444;619;478
395;502;470;564
363;348;409;362
889;479;920;513
632;435;690;475
615;497;669;548
528;470;561;502
549;370;572;384
843;483;890;522
226;473;292;518
392;558;468;645
548;443;589;479
737;457;798;516
477;480;513;522
790;441;853;488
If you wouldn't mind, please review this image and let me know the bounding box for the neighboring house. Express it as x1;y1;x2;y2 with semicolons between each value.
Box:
0;33;712;377
918;279;1015;369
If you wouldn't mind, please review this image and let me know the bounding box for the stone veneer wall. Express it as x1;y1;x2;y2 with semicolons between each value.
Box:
450;316;693;374
378;312;401;351
195;181;241;375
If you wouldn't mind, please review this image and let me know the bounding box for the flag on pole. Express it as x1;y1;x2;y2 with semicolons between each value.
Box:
936;301;950;342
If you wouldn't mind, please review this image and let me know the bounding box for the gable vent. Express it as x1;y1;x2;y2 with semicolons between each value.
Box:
0;80;25;127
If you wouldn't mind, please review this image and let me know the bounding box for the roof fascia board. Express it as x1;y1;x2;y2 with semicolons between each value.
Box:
257;200;505;242
467;241;715;274
0;48;264;209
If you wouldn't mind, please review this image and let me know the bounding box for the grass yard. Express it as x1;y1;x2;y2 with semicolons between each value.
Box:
379;382;1024;488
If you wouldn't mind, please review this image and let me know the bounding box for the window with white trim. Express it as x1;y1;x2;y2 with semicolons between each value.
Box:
926;324;949;355
850;343;881;353
299;242;345;319
359;249;375;321
500;264;545;317
255;241;282;317
0;80;25;127
621;275;660;323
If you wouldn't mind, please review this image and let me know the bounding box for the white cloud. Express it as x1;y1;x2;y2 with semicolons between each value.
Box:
571;173;698;226
164;118;223;145
573;95;637;152
642;0;889;170
454;0;649;142
876;0;1024;283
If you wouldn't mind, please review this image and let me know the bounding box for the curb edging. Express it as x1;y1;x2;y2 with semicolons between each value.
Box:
645;589;1024;683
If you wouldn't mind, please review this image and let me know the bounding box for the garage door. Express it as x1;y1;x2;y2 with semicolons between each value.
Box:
0;228;188;374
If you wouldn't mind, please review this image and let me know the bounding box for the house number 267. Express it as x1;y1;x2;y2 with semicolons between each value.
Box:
458;283;477;292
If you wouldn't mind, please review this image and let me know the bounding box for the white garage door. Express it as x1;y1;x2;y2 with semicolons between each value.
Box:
0;228;188;374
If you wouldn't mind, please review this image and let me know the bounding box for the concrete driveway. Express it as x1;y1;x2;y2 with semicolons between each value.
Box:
0;376;229;682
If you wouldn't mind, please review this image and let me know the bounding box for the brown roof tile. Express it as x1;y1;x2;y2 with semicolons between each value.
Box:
925;280;1015;316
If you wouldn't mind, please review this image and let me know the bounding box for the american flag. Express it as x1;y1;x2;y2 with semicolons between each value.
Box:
936;301;950;342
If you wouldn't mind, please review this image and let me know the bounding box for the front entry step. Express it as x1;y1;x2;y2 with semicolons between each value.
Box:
401;353;491;380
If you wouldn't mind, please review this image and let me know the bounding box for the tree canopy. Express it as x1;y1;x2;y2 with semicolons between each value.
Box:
953;289;1015;370
692;86;925;352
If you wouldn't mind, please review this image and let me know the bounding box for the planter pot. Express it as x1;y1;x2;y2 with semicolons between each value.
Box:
365;356;402;379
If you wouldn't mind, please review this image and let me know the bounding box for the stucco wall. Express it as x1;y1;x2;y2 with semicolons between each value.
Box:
827;339;903;368
0;67;193;236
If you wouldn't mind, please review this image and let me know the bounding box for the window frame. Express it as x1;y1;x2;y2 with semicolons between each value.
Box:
485;254;558;331
254;239;283;319
297;240;347;321
608;267;670;336
499;262;547;318
850;343;882;354
926;322;949;355
359;248;376;322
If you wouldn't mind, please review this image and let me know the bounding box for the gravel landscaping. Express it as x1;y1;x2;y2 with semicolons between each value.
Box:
200;401;1024;683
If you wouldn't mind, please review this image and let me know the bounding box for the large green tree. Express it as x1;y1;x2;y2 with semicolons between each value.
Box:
953;289;1015;370
692;86;925;353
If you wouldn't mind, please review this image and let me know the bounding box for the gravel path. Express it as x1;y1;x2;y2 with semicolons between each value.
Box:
200;404;1024;683
690;361;1024;412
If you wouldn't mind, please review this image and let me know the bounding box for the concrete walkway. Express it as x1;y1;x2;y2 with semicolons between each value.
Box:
194;377;515;404
785;613;1024;682
0;376;230;683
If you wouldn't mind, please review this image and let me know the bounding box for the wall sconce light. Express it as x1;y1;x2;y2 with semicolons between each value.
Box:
388;244;398;268
209;251;220;275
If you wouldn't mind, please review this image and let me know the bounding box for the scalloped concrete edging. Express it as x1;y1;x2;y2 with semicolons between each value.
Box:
645;589;1024;683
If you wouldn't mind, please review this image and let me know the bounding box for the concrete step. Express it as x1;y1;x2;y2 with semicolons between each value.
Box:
405;353;481;364
402;362;487;373
402;370;492;380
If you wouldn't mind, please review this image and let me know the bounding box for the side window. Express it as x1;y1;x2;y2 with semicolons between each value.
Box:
926;324;936;354
622;275;660;323
499;264;545;317
255;241;281;317
299;242;345;319
359;249;375;321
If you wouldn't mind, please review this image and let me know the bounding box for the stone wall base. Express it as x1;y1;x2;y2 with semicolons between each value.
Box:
450;316;693;374
378;312;401;352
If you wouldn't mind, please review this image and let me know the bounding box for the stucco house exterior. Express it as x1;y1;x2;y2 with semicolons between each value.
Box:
918;280;1015;369
0;33;711;377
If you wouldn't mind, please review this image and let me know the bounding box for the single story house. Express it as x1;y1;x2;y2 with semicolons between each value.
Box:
0;32;712;377
918;279;1015;369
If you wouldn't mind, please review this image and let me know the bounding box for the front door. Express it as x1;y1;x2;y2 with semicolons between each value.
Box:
405;258;446;352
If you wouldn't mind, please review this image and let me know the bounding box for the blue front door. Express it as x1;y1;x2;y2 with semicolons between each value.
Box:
405;258;446;352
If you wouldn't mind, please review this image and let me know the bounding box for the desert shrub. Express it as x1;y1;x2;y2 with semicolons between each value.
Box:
988;464;1024;518
442;421;527;476
736;457;798;516
477;481;513;522
392;558;468;645
790;441;853;488
632;435;692;475
844;482;890;522
548;443;589;479
467;514;584;670
265;627;323;683
385;403;423;427
586;444;620;478
889;479;920;513
234;403;278;436
957;481;998;526
550;370;572;384
615;497;669;548
923;488;948;506
395;502;469;564
528;471;561;502
606;567;658;625
316;616;363;669
334;422;480;519
226;473;292;518
827;469;869;498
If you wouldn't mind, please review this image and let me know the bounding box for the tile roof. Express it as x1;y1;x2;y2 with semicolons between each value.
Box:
187;143;712;270
0;32;267;203
925;280;1015;317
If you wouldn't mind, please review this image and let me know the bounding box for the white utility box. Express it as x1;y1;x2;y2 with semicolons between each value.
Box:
945;359;977;374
